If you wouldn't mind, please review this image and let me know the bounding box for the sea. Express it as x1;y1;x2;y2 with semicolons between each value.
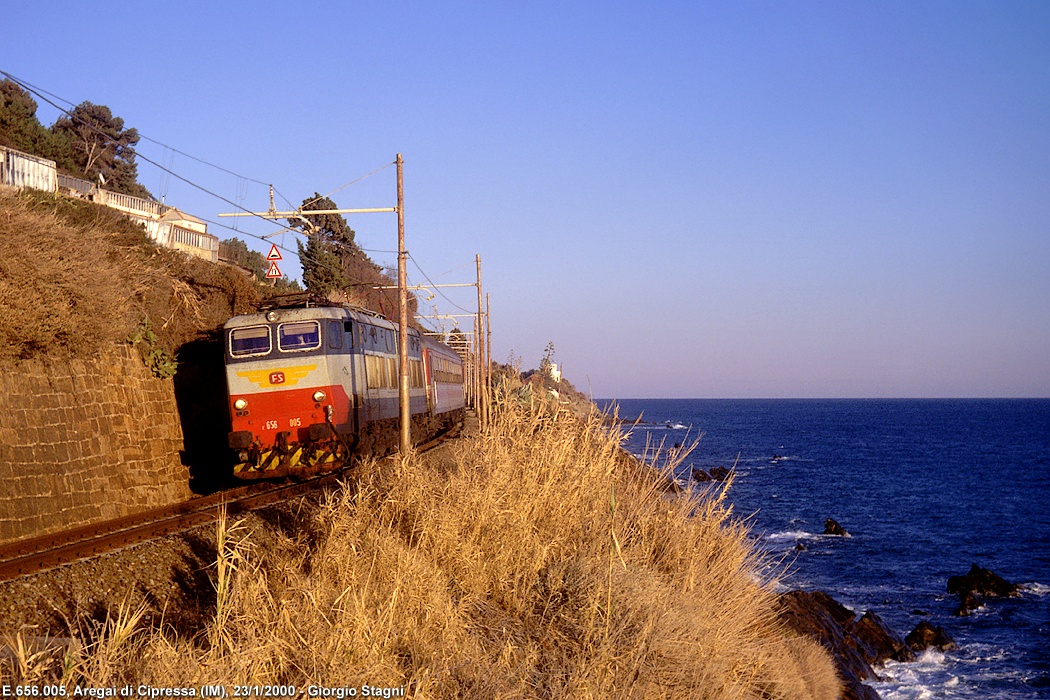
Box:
600;399;1050;699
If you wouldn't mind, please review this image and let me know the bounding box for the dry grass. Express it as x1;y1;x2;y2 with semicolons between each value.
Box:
0;403;838;698
0;190;260;363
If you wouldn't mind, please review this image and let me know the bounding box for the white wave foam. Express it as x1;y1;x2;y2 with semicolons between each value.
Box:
962;643;1007;663
1022;581;1049;596
768;579;792;593
873;651;953;700
765;530;822;542
913;649;948;668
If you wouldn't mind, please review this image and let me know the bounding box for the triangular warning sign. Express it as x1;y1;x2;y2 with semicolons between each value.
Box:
266;244;283;261
265;261;282;279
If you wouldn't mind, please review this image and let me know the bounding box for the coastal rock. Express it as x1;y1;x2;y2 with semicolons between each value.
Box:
708;466;732;481
823;518;850;536
776;590;881;700
948;564;1017;616
947;564;1018;598
776;591;936;700
852;610;916;664
954;590;982;617
905;620;957;652
691;467;711;482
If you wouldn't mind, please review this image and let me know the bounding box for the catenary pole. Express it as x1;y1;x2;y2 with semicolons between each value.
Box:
486;292;492;418
397;154;411;455
475;254;485;429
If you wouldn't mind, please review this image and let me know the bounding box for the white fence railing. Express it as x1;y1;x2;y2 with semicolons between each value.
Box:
2;145;217;262
96;188;161;217
1;146;58;192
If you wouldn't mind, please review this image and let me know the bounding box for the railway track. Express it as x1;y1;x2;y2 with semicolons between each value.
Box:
0;473;346;583
0;427;461;583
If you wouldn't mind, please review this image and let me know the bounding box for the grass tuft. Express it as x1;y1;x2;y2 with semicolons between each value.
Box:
1;403;838;698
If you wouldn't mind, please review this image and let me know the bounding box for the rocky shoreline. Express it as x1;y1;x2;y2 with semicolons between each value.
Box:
777;564;1020;700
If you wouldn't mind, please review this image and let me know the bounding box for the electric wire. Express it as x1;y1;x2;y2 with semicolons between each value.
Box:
409;253;475;315
0;70;293;207
2;71;387;282
301;162;396;211
3;71;481;329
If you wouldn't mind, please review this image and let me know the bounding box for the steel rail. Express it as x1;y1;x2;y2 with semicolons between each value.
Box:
0;426;461;583
0;472;349;583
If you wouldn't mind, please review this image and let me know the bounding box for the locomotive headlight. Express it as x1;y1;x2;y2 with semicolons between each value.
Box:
234;398;248;410
312;390;326;402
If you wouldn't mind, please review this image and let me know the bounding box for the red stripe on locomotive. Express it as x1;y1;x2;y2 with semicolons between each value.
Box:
230;384;351;448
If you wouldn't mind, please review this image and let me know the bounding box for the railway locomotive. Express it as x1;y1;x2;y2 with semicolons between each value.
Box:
224;301;465;479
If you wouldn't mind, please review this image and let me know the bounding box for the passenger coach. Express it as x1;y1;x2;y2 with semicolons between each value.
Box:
224;303;465;479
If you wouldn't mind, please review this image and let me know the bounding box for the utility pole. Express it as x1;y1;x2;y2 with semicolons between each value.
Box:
474;315;481;422
475;254;486;429
396;154;411;456
486;293;492;419
218;156;412;455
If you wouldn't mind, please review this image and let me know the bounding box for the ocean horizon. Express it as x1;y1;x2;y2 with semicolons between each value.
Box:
599;398;1050;699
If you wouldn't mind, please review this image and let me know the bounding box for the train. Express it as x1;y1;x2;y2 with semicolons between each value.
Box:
223;299;466;479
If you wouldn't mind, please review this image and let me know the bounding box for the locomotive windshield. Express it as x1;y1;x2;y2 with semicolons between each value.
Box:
229;326;271;357
278;321;321;351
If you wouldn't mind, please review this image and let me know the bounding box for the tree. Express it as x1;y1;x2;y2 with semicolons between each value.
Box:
292;194;359;297
290;192;417;320
219;237;267;279
0;79;44;152
540;341;556;376
448;327;468;351
296;231;347;295
0;79;70;165
219;237;302;292
51;101;150;198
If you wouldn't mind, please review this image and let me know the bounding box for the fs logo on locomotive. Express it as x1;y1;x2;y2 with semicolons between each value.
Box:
237;365;317;387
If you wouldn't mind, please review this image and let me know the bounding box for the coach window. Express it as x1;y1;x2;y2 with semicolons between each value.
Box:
278;321;321;352
343;321;354;348
230;326;271;357
328;321;343;350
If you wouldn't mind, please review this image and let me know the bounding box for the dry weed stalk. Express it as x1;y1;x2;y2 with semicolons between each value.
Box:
0;627;58;683
21;402;837;698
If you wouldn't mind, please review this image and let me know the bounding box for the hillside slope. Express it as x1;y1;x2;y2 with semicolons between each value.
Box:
0;189;840;698
0;189;260;365
2;403;839;699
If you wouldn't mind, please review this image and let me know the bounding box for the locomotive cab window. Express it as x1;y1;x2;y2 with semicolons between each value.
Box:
278;321;321;352
230;326;271;357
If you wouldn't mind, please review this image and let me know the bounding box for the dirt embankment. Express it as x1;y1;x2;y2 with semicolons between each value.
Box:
1;189;842;698
0;189;260;366
2;402;839;699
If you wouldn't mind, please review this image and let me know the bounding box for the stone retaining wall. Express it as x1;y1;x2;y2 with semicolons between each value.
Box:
0;344;191;545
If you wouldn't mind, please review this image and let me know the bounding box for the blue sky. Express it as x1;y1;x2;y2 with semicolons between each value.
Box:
6;1;1049;398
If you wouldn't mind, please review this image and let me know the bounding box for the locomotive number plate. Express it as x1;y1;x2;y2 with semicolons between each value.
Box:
264;418;302;430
